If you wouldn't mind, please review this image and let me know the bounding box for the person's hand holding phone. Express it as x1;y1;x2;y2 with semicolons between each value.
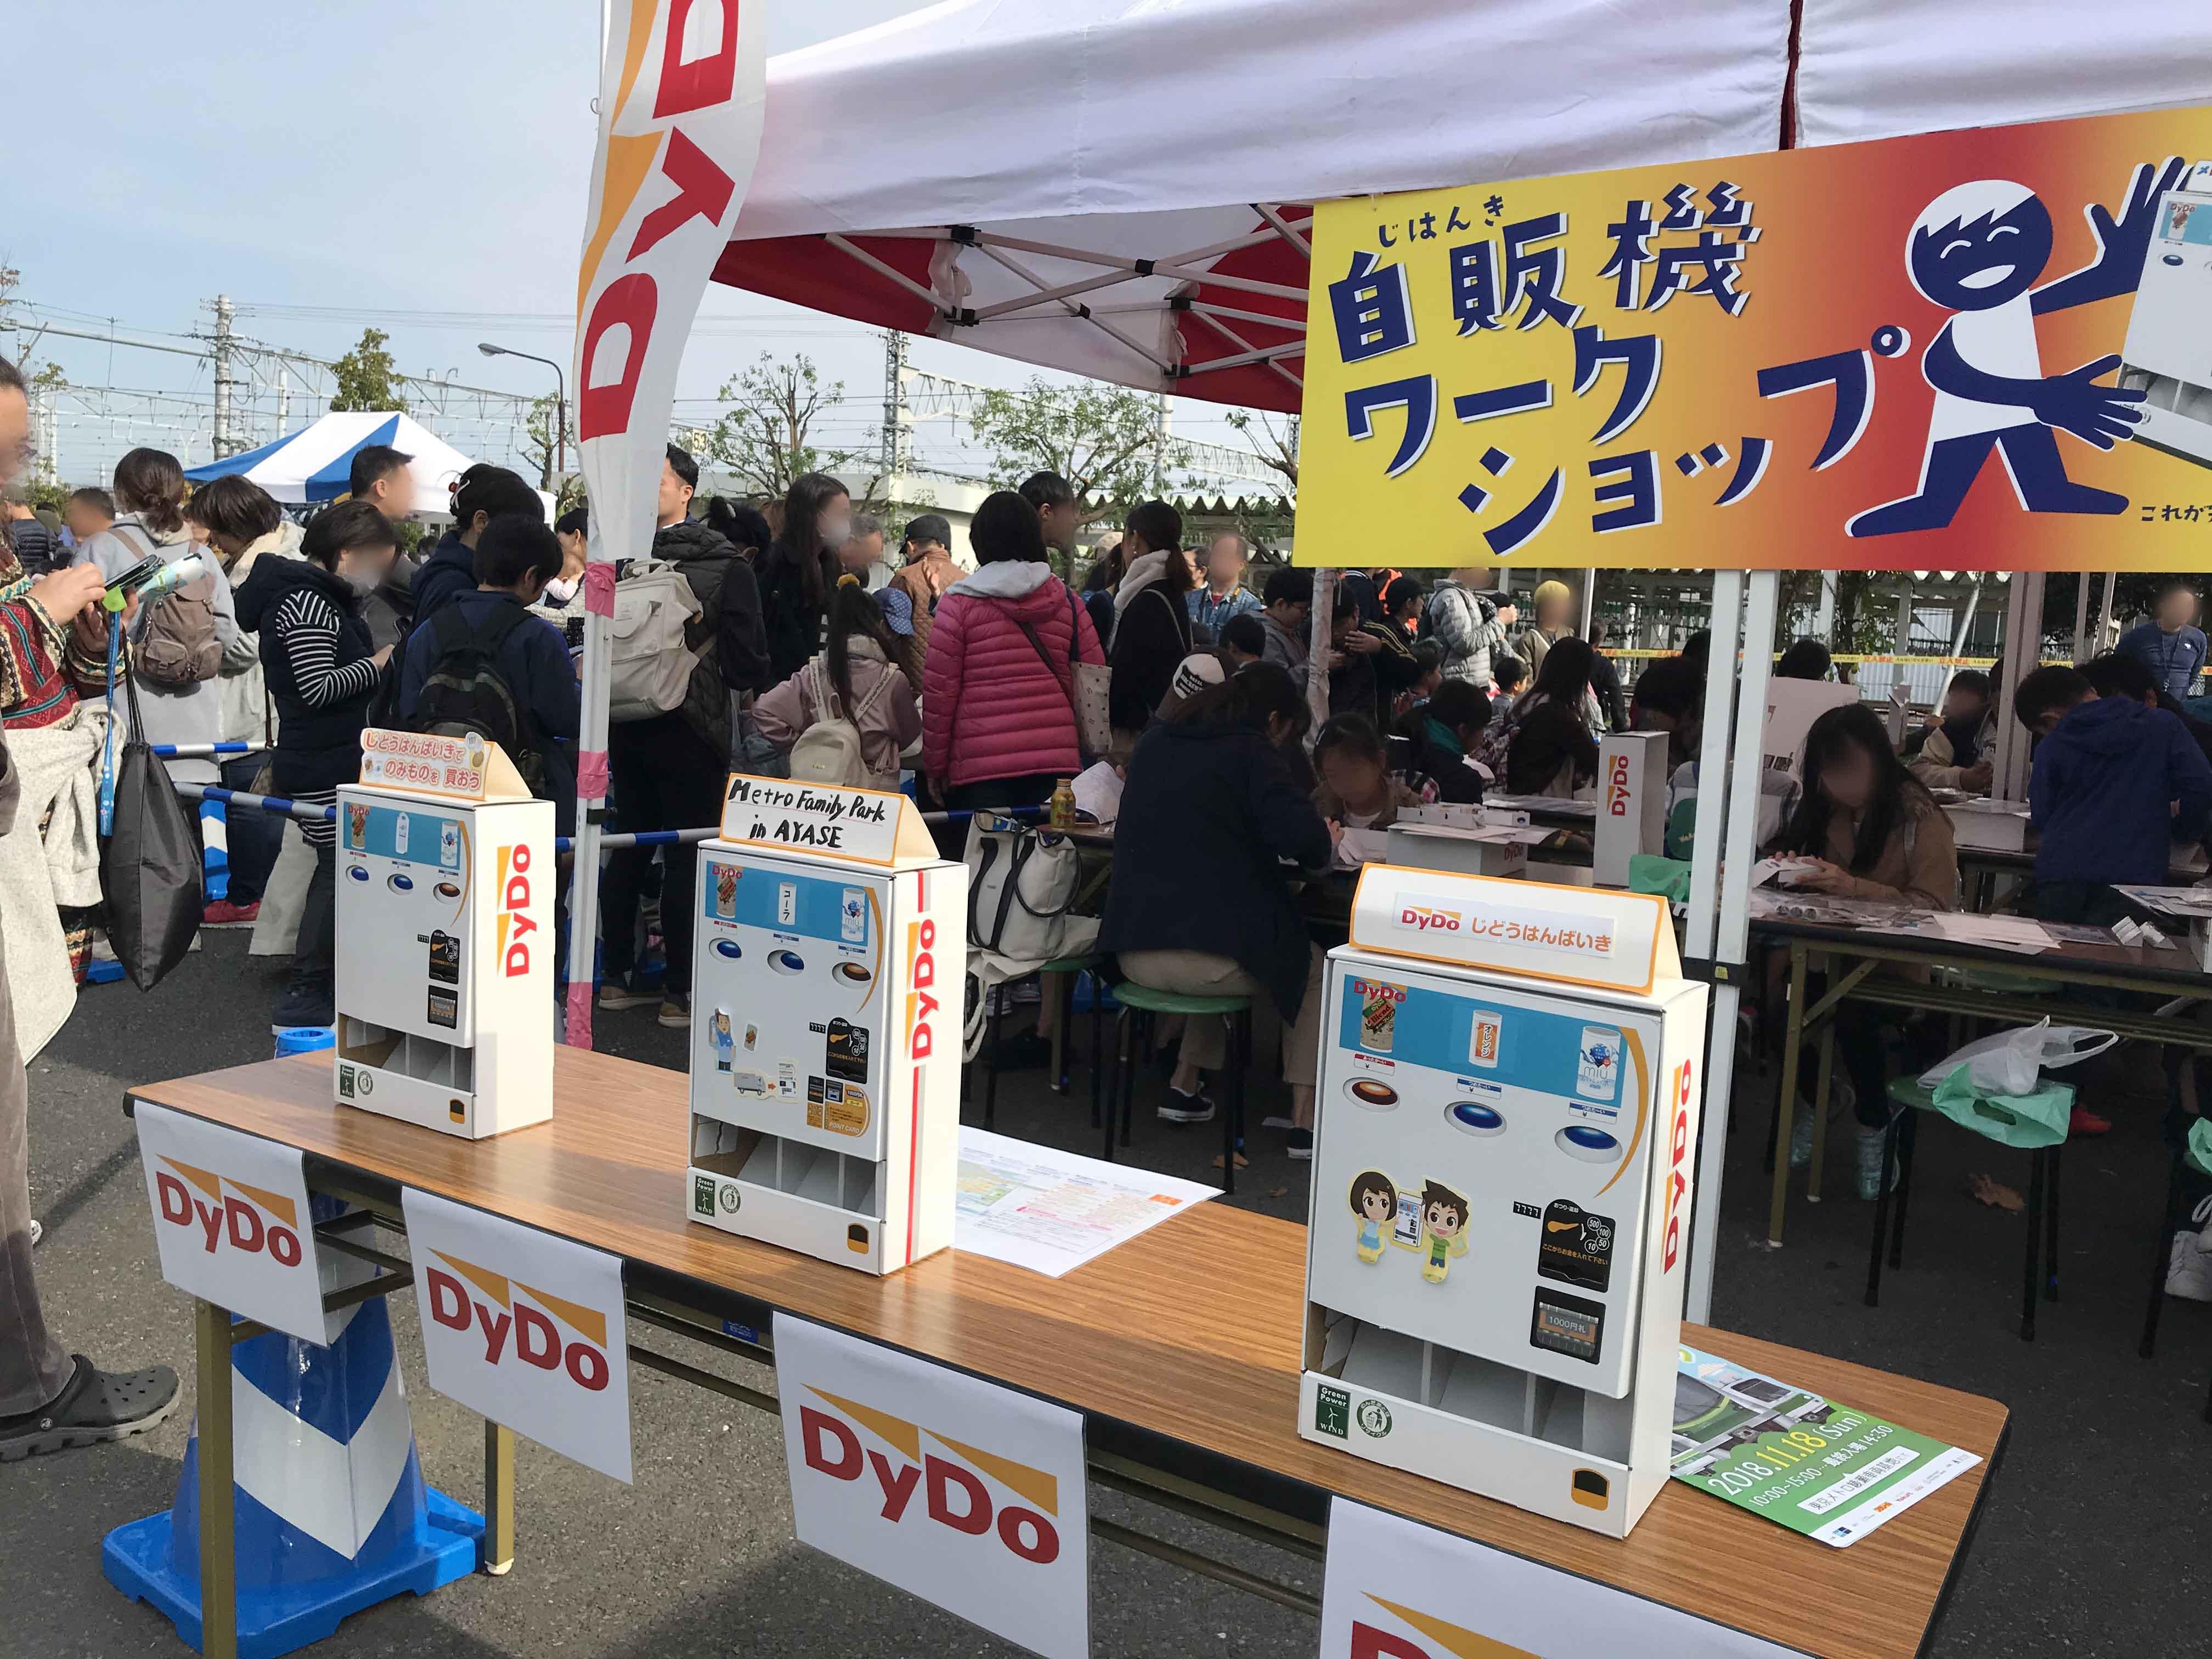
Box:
30;562;106;627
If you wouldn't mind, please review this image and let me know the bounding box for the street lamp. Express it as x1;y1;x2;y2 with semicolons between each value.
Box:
478;342;568;485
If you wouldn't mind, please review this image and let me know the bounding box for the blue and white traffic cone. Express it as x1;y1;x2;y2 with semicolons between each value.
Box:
102;1277;482;1656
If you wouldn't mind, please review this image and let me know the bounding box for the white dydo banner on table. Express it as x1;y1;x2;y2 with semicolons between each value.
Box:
775;1313;1088;1659
1319;1497;1804;1658
403;1188;633;1483
134;1101;346;1345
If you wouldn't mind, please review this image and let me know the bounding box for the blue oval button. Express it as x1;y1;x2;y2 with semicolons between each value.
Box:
1446;1101;1506;1136
1556;1124;1622;1162
714;939;742;959
2164;253;2186;266
347;865;368;882
387;873;414;893
770;949;805;974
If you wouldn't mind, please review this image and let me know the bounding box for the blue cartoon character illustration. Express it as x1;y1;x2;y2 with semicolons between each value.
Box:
1350;1170;1397;1265
1850;159;2188;538
1419;1180;1470;1284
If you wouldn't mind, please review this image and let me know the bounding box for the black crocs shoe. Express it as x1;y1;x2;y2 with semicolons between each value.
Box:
0;1356;180;1463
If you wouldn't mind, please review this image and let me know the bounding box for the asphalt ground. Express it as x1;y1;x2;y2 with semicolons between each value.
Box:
7;930;2209;1658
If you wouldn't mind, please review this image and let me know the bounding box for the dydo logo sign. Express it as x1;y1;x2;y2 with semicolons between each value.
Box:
134;1101;335;1344
775;1313;1089;1659
1661;1058;1696;1274
495;843;538;978
1321;1497;1803;1658
403;1188;633;1482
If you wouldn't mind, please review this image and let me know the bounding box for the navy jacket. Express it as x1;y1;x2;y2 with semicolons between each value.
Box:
397;590;582;831
1099;719;1332;1020
409;532;478;625
2030;696;2212;885
2117;620;2208;702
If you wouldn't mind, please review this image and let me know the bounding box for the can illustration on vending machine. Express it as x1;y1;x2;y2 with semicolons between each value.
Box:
346;802;369;850
840;887;866;944
1470;1009;1502;1069
1577;1026;1621;1103
439;819;459;869
715;864;739;921
1355;978;1403;1053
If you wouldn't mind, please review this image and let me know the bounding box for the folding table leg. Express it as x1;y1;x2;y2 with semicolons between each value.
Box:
484;1421;516;1575
195;1299;238;1659
1888;1108;1918;1272
1805;1023;1836;1204
1767;944;1808;1246
983;996;1003;1132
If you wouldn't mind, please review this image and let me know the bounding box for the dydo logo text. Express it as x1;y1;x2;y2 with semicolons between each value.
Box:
905;917;940;1061
153;1158;305;1266
425;1251;612;1392
1605;752;1633;817
495;844;536;977
800;1387;1063;1566
1396;896;1464;934
1661;1058;1695;1272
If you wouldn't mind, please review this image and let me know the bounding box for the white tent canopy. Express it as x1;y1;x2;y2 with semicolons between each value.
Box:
716;0;1795;411
184;411;478;511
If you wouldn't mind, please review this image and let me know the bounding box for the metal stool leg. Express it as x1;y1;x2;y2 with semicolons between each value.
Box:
1865;1113;1899;1308
2021;1149;2046;1342
984;992;1003;1132
2142;1150;2186;1359
1887;1107;1918;1271
1120;1011;1142;1149
1107;1010;1131;1162
1221;1015;1239;1199
2045;1143;2062;1302
1088;977;1104;1132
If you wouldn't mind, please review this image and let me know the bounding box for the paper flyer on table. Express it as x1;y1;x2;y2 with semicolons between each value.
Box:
954;1128;1216;1278
1671;1346;1979;1547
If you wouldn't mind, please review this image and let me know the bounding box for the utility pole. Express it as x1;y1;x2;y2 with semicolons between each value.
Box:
209;294;239;458
881;330;911;490
276;364;291;437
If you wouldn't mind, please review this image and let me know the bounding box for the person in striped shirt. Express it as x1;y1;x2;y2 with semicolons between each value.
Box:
234;501;396;1030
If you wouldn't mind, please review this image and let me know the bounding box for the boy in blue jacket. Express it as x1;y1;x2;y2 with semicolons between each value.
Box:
397;515;580;832
2016;664;2212;926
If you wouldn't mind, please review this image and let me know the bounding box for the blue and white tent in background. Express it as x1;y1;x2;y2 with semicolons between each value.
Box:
185;411;477;511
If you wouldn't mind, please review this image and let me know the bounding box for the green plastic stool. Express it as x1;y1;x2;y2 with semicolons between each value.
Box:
1108;979;1254;1195
1867;1076;2072;1341
2138;1121;2212;1426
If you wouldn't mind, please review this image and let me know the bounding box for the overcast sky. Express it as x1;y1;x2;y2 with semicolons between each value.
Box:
5;0;1262;481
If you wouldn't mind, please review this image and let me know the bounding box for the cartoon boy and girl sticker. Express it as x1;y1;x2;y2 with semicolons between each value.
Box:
1350;1171;1469;1282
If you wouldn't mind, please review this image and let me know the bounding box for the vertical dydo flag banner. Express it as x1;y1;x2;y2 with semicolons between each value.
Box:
574;0;765;560
1297;107;2212;572
566;0;768;1042
1319;1498;1803;1658
774;1314;1090;1659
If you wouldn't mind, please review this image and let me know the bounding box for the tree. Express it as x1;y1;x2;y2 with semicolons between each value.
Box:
702;352;875;502
1223;409;1299;498
520;392;578;493
329;328;407;413
967;378;1183;524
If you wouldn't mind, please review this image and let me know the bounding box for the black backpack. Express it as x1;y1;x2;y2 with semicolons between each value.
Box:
409;604;546;792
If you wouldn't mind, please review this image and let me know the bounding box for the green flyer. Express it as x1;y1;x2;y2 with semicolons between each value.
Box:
1670;1345;1982;1547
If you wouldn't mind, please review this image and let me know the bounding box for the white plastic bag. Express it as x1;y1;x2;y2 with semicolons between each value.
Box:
1917;1018;2117;1097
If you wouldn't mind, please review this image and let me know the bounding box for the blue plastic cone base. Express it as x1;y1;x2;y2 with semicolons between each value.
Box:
101;1485;480;1659
272;1027;336;1058
100;1299;481;1658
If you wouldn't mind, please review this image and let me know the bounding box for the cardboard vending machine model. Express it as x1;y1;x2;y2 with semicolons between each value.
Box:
686;776;966;1274
334;731;554;1138
1299;867;1707;1537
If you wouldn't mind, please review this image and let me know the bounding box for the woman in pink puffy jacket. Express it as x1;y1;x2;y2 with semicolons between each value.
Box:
921;490;1104;810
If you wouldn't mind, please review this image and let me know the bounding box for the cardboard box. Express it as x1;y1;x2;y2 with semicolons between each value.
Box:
1593;731;1669;889
1946;800;2032;852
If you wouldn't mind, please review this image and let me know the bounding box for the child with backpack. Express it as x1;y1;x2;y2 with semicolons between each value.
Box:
394;516;580;832
751;574;920;788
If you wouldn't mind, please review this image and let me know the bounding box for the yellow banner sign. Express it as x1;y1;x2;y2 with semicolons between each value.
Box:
1296;108;2212;572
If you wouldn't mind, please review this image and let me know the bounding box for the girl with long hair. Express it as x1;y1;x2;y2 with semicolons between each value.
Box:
759;472;849;682
752;574;920;786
